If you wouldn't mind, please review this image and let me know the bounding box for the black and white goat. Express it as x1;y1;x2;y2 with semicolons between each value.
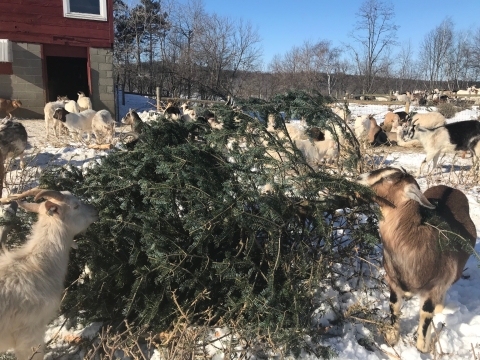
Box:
403;119;480;176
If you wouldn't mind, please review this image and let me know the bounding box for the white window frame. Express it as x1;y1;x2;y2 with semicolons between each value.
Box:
0;40;13;63
63;0;108;22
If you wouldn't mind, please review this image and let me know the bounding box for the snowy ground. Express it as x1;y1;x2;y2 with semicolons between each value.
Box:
3;95;480;360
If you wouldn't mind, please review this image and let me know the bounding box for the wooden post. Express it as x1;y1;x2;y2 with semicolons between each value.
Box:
405;100;410;113
156;87;161;111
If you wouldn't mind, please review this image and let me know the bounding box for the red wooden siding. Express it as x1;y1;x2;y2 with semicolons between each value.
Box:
43;44;88;58
0;62;13;75
0;0;114;48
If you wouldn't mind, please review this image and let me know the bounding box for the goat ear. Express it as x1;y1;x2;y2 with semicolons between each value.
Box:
404;184;435;209
16;201;40;213
44;200;59;216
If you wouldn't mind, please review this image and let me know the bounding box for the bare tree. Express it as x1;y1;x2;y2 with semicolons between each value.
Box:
347;0;398;93
169;0;206;98
312;41;342;95
472;28;480;81
395;40;417;92
419;17;454;89
267;41;342;95
194;14;262;99
444;30;471;90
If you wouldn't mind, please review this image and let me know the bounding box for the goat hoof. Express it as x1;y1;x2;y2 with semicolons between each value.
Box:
385;326;400;345
434;304;444;314
416;338;431;353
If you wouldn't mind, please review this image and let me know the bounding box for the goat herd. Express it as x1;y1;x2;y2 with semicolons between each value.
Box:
0;94;477;358
354;86;480;105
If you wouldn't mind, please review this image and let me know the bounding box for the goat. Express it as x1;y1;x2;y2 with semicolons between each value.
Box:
0;201;17;243
382;111;400;132
294;128;339;168
0;99;22;119
266;114;307;141
357;167;475;353
368;115;389;146
403;119;480;176
44;100;66;137
163;102;181;120
77;91;92;111
121;109;145;134
92;109;115;144
0;187;98;360
0;119;28;170
65;100;80;114
393;91;410;102
180;102;197;122
394;125;422;148
121;109;148;147
53;108;96;143
410;112;446;128
332;106;351;122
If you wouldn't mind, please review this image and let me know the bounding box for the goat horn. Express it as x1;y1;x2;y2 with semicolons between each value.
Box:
0;187;42;204
34;190;66;202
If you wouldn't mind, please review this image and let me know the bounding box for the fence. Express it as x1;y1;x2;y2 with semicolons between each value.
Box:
337;95;480;122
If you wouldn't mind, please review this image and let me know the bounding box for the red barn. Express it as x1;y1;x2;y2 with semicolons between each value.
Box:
0;0;115;118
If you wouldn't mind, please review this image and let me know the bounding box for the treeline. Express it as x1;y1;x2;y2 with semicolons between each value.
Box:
113;0;480;100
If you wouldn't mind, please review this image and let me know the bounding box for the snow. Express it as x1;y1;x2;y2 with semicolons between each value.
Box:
4;95;480;359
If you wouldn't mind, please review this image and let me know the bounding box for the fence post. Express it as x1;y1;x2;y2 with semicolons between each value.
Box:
156;87;161;111
405;100;410;113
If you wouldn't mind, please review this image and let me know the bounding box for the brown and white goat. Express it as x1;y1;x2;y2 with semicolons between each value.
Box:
0;99;22;119
357;167;476;353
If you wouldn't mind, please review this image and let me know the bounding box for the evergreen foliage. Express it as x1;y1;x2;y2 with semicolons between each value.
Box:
37;91;380;355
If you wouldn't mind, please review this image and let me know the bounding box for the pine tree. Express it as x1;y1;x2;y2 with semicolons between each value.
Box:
37;91;379;356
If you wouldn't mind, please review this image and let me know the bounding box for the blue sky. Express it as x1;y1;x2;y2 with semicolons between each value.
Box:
202;0;479;66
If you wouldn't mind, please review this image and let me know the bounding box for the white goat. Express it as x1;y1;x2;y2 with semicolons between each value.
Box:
354;114;371;148
294;137;338;168
357;167;475;353
266;114;307;141
44;100;66;137
65;100;80;113
331;106;351;122
53;108;96;142
410;112;446;128
92;109;115;144
77;92;92;111
393;91;410;102
0;188;98;360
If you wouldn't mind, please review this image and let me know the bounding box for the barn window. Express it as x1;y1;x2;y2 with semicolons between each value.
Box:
63;0;107;21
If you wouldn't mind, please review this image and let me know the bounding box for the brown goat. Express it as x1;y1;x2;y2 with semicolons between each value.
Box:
357;167;476;353
382;111;400;132
0;99;22;119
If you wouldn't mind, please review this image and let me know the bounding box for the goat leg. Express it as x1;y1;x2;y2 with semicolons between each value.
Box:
385;287;402;346
416;297;435;353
